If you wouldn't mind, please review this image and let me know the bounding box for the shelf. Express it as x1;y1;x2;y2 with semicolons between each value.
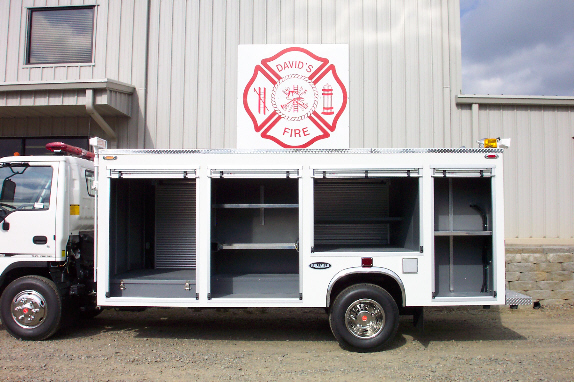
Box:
217;243;297;250
434;231;492;236
316;217;402;223
213;203;298;209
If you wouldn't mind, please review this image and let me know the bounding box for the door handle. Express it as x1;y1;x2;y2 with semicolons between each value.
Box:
33;236;48;245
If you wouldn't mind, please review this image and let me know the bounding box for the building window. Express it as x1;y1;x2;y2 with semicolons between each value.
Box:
27;6;95;65
0;137;89;158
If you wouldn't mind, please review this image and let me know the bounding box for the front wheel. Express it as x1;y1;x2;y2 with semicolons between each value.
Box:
0;276;63;340
329;284;399;351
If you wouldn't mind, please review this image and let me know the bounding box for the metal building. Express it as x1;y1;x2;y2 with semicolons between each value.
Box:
0;0;573;243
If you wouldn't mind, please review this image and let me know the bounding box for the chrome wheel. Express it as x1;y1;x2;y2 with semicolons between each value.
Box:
11;290;48;329
344;298;385;339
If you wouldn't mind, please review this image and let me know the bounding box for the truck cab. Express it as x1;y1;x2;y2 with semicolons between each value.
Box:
0;152;96;340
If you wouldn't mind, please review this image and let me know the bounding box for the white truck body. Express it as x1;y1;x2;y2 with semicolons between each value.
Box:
2;144;527;349
95;148;505;307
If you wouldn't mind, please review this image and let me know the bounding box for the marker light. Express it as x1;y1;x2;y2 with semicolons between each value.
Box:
361;257;373;268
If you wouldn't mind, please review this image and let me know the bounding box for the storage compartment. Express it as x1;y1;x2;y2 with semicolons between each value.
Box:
109;178;196;298
313;178;420;252
433;176;494;298
210;178;299;298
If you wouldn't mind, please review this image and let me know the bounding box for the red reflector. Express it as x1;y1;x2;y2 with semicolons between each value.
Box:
485;154;498;159
361;257;373;268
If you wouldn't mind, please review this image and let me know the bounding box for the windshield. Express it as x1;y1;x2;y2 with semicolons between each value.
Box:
0;166;53;210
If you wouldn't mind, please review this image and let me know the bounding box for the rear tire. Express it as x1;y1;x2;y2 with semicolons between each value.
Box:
0;276;62;340
329;284;399;351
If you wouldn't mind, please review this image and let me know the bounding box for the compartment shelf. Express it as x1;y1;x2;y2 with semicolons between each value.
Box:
213;203;298;208
434;231;492;236
217;243;297;250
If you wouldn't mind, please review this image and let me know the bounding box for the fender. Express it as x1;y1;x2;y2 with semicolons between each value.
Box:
326;266;406;307
0;261;50;287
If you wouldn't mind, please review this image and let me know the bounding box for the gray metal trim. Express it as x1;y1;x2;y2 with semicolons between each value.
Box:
456;94;574;107
0;79;135;94
313;168;421;178
102;148;504;155
326;267;406;307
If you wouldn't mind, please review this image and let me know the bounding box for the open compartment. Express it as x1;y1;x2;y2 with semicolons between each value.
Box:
433;175;494;297
313;175;420;252
210;177;299;298
108;178;197;298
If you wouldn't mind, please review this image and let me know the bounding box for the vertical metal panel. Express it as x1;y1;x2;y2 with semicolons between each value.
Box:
349;0;364;147
362;0;378;147
169;0;186;149
0;0;10;82
390;1;406;147
144;0;160;148
156;0;173;149
210;0;226;148
196;0;213;148
183;0;200;149
118;0;134;85
224;0;240;148
5;0;23;82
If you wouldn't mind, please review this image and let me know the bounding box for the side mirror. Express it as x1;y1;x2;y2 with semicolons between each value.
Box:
2;221;9;231
0;179;16;202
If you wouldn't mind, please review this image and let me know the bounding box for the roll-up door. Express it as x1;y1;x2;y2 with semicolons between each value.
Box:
155;182;196;269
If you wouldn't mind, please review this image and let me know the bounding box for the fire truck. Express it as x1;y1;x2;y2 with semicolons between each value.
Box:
0;138;530;350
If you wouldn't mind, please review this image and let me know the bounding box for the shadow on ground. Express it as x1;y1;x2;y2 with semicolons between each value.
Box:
32;306;528;350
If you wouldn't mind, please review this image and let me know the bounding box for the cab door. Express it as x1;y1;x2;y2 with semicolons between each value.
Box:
0;162;59;258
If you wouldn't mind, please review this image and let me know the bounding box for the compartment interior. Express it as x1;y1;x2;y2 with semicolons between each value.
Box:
108;178;197;298
313;178;420;252
433;177;494;297
210;178;300;299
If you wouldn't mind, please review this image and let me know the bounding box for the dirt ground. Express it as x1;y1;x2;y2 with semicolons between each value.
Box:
1;304;573;382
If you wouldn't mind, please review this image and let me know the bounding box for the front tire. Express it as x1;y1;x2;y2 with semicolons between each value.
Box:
0;276;62;340
329;284;399;351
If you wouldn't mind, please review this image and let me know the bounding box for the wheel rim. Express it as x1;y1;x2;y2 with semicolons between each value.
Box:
344;298;385;339
11;290;48;329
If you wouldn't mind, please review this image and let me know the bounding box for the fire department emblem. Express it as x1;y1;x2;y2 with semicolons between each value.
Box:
243;47;348;148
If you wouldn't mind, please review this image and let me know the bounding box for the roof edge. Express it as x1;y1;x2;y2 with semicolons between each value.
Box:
456;94;574;107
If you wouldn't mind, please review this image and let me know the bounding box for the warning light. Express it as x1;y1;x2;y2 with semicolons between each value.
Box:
46;142;94;161
477;137;511;149
483;138;498;148
13;152;20;156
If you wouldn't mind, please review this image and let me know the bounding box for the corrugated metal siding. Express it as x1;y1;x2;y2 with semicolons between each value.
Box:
458;105;574;240
1;0;573;240
144;0;460;149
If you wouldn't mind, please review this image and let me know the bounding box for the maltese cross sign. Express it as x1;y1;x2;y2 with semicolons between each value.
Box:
238;45;349;149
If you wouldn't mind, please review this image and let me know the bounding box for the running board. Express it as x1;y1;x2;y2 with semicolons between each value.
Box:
505;290;532;308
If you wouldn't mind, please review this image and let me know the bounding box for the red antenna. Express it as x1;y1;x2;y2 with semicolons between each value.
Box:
45;142;95;161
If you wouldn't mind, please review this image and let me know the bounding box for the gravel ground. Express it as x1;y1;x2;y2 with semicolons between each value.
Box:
1;304;573;381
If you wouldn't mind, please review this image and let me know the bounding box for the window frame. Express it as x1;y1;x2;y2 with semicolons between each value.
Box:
24;5;97;66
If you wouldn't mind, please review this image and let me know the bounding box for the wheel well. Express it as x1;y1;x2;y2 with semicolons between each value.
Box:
328;273;404;309
0;265;51;298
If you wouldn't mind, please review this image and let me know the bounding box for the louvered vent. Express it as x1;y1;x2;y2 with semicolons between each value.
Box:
155;182;196;269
